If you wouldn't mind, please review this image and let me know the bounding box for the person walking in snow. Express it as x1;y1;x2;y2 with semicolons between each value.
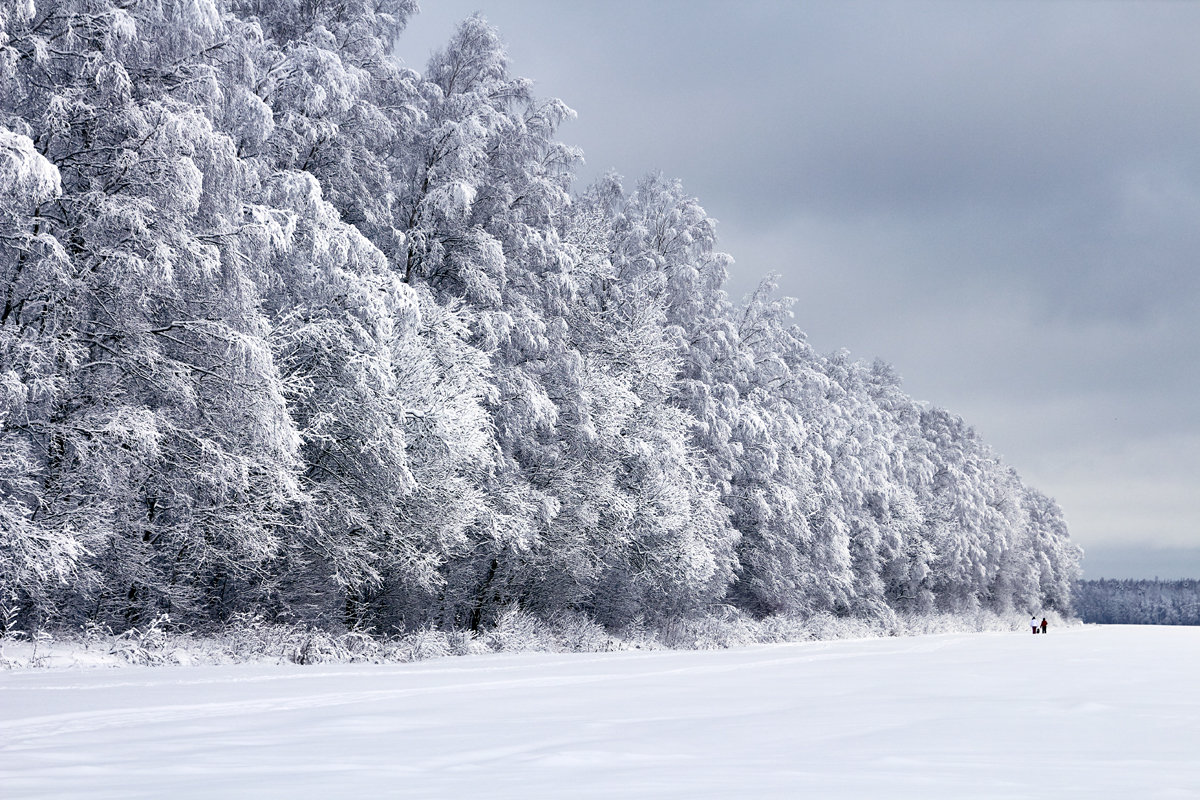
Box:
1040;617;1048;634
1031;615;1039;634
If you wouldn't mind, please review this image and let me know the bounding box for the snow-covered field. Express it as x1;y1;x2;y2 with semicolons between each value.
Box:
2;625;1198;799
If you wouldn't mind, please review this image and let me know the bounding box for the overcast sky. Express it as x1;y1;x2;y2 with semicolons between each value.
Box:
399;1;1200;579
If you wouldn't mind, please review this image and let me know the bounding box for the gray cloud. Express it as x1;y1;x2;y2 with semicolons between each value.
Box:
1081;545;1200;582
402;1;1200;578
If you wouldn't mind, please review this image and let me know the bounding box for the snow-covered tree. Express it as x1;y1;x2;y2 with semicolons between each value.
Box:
0;126;85;620
0;2;1081;637
1;0;304;625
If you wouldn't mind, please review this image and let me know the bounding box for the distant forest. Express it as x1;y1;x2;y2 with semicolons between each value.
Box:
1;0;1080;638
1074;580;1200;626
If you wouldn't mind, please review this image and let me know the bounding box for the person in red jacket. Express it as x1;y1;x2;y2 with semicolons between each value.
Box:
1041;617;1048;634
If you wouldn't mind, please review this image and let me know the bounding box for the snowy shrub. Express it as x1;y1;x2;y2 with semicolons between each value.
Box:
613;615;661;651
445;630;489;657
484;606;549;653
290;630;348;665
1;604;1076;670
338;630;387;662
661;608;760;650
550;611;615;652
108;616;174;665
0;602;18;638
758;614;819;643
797;612;852;641
403;627;454;661
81;620;114;647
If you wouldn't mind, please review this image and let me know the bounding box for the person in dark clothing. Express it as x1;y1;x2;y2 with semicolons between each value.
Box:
1040;617;1048;634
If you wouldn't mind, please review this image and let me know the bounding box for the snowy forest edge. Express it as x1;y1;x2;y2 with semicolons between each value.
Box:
1;1;1081;649
1;607;1080;670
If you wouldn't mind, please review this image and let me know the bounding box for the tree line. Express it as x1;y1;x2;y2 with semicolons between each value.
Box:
0;0;1081;637
1074;580;1200;626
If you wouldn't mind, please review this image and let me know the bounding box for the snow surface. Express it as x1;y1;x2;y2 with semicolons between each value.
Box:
2;625;1198;799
